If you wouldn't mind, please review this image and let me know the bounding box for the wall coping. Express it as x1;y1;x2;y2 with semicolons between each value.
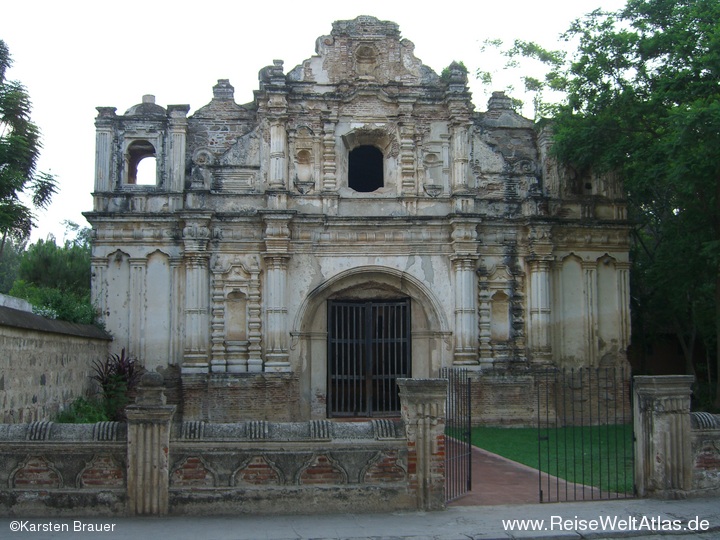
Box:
0;305;112;340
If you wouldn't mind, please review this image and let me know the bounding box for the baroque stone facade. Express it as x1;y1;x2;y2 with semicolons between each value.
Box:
85;16;631;421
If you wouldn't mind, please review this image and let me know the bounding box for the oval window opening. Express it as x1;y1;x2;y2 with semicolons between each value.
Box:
348;145;383;192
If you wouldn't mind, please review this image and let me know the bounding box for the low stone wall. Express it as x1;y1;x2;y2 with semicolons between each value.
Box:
0;377;447;516
168;420;411;515
0;421;127;516
470;368;631;427
0;306;112;423
690;412;720;496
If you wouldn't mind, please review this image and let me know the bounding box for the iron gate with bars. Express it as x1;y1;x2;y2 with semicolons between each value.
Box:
537;366;634;502
442;367;472;502
327;299;411;417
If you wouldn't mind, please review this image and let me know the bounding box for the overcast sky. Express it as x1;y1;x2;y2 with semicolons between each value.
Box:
1;0;625;243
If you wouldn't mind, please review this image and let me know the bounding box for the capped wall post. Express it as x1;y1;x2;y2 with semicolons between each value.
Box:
397;378;447;510
634;375;694;498
126;372;176;515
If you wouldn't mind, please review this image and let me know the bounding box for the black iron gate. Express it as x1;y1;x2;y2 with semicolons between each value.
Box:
537;366;634;502
327;299;411;417
442;367;472;502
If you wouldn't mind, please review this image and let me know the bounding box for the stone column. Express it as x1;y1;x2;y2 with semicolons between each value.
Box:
262;214;292;372
450;220;479;365
397;378;447;511
181;219;211;374
582;260;598;366
634;375;694;497
126;372;176;515
94;107;116;192
167;105;190;193
528;259;552;365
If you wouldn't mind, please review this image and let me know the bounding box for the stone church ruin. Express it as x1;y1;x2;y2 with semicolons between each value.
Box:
85;16;631;423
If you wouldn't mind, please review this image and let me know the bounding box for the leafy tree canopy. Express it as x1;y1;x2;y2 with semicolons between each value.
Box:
9;222;95;325
0;39;57;255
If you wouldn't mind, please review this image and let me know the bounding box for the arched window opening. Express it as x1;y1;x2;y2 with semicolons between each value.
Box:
348;145;383;192
127;140;157;185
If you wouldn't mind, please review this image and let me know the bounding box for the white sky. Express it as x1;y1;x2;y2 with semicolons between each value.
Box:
1;0;626;243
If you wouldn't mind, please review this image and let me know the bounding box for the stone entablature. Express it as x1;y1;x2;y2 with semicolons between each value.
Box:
85;16;631;421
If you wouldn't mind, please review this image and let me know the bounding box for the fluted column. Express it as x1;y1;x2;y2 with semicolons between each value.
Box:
452;257;478;365
528;259;552;365
262;214;292;372
181;220;211;374
450;220;479;365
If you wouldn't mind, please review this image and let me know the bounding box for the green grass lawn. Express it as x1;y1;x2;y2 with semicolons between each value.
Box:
471;424;634;496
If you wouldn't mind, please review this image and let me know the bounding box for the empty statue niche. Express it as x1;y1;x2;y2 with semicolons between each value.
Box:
348;145;384;192
355;44;378;78
126;140;157;185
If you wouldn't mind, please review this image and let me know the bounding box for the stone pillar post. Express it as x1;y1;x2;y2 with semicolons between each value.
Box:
397;378;447;511
634;375;694;497
126;372;176;515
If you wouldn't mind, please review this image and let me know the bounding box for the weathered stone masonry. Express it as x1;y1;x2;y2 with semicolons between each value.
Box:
85;16;631;422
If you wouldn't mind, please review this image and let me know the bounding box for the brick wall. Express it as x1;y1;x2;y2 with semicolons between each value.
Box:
180;373;301;422
0;306;112;423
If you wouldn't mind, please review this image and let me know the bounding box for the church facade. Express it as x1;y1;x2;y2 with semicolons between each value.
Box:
85;16;630;422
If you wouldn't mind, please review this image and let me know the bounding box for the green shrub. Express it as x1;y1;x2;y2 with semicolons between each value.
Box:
55;397;109;423
91;349;145;421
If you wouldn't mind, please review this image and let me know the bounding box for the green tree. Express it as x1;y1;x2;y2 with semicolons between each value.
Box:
0;39;57;257
10;223;96;324
0;236;23;293
488;0;720;406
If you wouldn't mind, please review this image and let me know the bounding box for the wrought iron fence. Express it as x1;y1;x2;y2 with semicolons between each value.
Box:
442;367;472;502
537;366;634;502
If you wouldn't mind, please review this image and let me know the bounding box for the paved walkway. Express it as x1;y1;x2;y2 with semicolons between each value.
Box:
451;446;542;506
451;446;610;506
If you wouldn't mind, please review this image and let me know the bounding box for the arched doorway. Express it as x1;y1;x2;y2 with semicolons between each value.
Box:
293;266;451;419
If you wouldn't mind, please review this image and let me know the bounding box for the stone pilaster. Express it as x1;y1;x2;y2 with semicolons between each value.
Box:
94;107;116;193
634;375;694;497
582;260;598;366
528;259;552;365
126;373;176;515
451;220;479;365
181;218;211;374
167;105;190;193
397;378;447;511
263;214;293;372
